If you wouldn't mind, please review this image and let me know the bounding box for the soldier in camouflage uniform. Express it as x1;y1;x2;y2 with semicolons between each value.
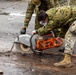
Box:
34;6;76;67
20;0;56;34
36;6;76;37
65;21;76;56
54;21;76;68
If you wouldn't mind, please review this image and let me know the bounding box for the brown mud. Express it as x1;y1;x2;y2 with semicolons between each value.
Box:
0;52;76;75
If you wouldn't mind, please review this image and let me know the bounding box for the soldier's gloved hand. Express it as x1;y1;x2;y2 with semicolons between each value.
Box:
20;28;26;34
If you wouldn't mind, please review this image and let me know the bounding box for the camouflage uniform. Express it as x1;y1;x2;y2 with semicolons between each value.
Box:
53;20;76;68
65;21;76;55
54;0;68;6
24;0;55;30
37;6;76;38
70;0;76;6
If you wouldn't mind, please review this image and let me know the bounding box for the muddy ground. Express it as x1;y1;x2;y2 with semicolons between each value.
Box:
0;0;76;75
0;52;76;75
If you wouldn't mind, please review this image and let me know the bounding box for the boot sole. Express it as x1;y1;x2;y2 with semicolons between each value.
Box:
54;63;72;68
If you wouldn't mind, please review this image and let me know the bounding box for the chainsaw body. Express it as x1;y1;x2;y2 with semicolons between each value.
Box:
15;32;64;54
35;34;63;51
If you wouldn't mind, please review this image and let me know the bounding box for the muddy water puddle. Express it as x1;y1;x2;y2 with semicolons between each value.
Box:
0;52;76;75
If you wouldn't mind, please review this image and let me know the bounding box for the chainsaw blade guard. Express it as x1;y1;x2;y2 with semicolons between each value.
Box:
15;34;33;53
15;34;41;53
15;34;31;46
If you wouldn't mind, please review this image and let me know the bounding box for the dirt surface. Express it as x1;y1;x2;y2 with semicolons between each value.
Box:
0;52;76;75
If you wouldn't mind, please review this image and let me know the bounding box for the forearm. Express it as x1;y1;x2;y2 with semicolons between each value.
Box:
37;20;55;35
24;1;35;28
24;12;33;27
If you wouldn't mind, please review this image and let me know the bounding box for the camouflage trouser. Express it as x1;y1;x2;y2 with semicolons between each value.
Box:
64;21;76;55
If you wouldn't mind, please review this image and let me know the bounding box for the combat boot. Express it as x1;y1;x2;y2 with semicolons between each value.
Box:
54;53;72;68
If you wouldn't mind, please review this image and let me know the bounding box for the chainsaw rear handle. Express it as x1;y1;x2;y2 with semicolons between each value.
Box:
30;34;36;52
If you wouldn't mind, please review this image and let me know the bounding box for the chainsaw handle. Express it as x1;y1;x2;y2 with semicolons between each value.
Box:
30;34;38;52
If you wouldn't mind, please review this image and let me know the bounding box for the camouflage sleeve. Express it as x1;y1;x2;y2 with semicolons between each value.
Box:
24;1;35;28
37;20;57;36
53;0;59;7
46;0;55;9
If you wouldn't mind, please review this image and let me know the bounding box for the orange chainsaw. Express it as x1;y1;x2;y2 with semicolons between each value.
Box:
30;31;63;54
15;31;63;54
